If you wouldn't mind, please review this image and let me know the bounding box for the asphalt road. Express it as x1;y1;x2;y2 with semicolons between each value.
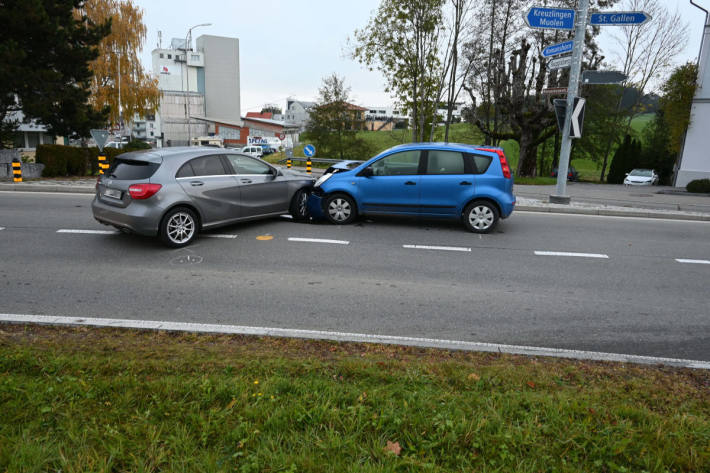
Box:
1;191;709;361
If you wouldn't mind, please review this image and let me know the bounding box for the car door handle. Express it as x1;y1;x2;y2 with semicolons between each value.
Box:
405;181;416;185
460;181;472;186
190;180;204;186
240;179;252;184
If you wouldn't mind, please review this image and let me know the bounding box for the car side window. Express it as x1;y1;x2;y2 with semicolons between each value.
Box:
371;150;420;176
465;154;493;174
176;162;194;178
188;155;228;177
225;154;272;175
426;150;465;175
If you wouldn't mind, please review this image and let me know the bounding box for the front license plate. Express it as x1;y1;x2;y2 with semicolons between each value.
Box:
104;188;122;199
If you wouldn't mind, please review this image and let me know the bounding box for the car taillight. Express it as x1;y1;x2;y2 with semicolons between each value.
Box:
128;183;162;199
477;148;511;179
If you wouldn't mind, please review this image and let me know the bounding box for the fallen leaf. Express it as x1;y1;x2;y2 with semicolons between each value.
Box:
468;373;481;381
527;381;536;388
384;440;402;456
226;398;237;410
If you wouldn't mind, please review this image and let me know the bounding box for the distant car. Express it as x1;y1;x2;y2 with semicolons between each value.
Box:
104;141;125;149
551;166;579;181
240;145;264;159
92;147;314;247
624;169;659;186
308;143;516;234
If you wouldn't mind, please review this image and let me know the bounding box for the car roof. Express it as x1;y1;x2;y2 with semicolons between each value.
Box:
377;142;501;155
114;146;233;164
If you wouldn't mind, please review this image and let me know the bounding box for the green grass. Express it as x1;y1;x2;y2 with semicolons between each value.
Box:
1;325;709;472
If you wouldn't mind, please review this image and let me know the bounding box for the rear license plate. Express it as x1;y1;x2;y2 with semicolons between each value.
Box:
104;188;122;199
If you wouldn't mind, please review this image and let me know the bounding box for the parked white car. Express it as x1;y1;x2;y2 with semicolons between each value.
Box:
240;145;264;159
624;169;659;186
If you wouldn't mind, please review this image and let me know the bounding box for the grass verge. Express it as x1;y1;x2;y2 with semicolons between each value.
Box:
1;324;708;472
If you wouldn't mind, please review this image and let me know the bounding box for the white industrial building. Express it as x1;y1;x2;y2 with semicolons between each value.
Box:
145;34;241;147
676;9;710;187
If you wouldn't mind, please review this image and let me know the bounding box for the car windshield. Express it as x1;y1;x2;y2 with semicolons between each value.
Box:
630;169;652;177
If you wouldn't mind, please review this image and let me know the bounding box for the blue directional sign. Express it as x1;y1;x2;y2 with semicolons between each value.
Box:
543;40;574;58
525;7;575;30
303;144;316;157
589;11;651;26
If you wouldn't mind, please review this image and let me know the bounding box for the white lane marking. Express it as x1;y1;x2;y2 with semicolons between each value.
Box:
535;251;609;259
1;313;707;370
0;227;5;231
57;229;118;235
0;191;95;196
280;214;293;219
288;237;349;245
403;244;471;252
202;234;238;239
676;259;710;265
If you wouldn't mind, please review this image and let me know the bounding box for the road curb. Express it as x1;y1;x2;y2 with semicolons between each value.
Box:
1;314;708;370
515;205;710;221
0;184;94;194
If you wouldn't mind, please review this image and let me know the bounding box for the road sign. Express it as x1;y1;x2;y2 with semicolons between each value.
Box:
549;56;572;70
553;97;586;139
589;11;650;26
525;7;575;30
303;144;316;157
543;40;574;58
278;133;286;140
582;70;627;84
542;87;568;95
90;129;110;152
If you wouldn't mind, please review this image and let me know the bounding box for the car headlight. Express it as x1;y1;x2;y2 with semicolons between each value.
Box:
315;173;333;187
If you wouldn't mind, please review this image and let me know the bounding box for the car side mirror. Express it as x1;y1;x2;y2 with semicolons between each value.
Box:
359;167;373;177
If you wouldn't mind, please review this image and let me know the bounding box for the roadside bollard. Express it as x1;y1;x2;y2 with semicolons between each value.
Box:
306;159;312;174
98;155;108;175
286;158;292;169
12;158;21;183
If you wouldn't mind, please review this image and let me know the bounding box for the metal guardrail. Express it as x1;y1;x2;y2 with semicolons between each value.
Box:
277;157;345;165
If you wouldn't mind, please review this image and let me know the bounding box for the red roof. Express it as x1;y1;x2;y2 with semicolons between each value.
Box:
246;112;273;119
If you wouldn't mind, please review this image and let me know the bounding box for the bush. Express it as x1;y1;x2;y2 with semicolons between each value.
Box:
36;144;122;177
686;179;710;193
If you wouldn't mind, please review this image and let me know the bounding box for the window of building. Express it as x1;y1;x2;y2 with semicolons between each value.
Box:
191;54;200;61
150;132;154;137
160;53;164;58
167;54;172;59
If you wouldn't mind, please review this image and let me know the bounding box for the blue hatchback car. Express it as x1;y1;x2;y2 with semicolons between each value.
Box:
308;143;515;233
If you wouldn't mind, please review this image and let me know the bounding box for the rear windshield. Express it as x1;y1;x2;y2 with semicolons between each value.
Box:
107;158;160;180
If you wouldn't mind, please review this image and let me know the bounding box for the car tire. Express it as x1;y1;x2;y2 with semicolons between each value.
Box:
159;207;199;248
324;193;358;225
289;188;310;222
463;200;499;234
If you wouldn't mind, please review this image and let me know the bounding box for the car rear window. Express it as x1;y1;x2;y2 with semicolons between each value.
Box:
465;154;493;174
107;158;160;180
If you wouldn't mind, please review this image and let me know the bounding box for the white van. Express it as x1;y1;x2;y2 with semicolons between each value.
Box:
240;145;264;159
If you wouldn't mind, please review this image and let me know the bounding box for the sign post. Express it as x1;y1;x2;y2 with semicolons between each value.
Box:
542;40;574;58
90;129;110;176
525;7;576;30
589;11;651;26
550;0;590;204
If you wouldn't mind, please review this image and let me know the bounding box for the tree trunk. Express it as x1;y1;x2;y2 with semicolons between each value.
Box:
516;131;538;177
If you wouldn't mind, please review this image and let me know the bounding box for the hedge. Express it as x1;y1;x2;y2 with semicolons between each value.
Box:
36;144;136;177
686;179;710;194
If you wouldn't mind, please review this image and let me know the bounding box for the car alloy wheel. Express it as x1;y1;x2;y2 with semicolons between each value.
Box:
160;207;199;247
289;188;310;221
463;200;499;234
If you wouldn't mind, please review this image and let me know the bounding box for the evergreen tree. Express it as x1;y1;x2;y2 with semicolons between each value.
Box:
641;111;674;184
0;0;110;144
607;135;631;184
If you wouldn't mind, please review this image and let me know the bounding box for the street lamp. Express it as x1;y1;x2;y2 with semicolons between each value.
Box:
184;23;211;146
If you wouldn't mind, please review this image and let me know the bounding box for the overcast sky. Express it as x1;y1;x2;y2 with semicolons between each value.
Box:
134;0;709;114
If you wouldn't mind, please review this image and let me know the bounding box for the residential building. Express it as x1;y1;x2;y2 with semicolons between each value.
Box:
285;99;316;131
365;106;409;131
676;11;710;187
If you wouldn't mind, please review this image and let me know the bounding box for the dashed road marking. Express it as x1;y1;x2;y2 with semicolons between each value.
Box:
202;234;238;239
676;258;710;265
288;237;350;245
535;251;608;259
0;227;5;231
57;229;119;235
1;313;707;370
403;244;471;252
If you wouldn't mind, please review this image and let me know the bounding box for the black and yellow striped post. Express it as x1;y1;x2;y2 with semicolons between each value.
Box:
306;158;312;175
11;158;21;183
286;158;292;169
97;155;108;175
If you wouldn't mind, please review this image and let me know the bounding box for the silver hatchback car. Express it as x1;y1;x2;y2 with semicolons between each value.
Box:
92;147;314;247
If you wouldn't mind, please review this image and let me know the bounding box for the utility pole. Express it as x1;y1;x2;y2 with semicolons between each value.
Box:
549;0;589;204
